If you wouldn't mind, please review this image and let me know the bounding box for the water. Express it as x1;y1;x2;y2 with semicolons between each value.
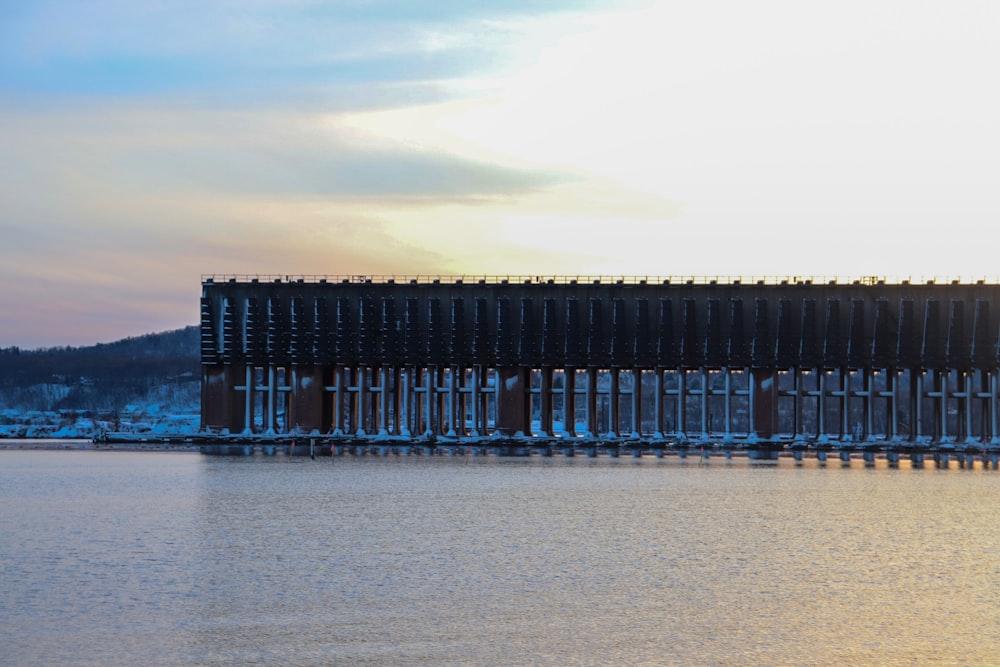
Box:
2;448;1000;666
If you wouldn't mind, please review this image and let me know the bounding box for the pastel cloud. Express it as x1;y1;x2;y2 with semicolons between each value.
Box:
1;0;999;348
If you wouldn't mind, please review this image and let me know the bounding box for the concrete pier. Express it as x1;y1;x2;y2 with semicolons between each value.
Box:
200;275;1000;449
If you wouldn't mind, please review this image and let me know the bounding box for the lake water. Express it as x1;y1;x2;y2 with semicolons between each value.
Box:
2;446;1000;666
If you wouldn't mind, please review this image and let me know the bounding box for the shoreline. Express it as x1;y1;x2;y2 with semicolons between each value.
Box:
0;439;199;452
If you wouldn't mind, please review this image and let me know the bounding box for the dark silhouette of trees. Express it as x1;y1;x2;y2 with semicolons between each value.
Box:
0;327;200;413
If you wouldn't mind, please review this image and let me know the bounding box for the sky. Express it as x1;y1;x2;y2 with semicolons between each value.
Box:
2;1;999;349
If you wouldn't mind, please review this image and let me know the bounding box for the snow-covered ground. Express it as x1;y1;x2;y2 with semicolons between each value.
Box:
0;401;200;439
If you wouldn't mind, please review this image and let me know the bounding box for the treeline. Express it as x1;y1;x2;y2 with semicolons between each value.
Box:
0;327;200;413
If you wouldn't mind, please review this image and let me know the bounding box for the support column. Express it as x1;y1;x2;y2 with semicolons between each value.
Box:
446;367;458;437
750;367;778;442
539;368;553;436
333;366;347;435
699;367;709;440
840;368;850;441
266;365;277;434
863;368;874;442
484;366;495;435
793;368;803;439
563;368;577;437
936;370;947;442
436;367;446;436
469;366;481;437
677;370;688;440
585;368;598;437
400;368;412;437
840;368;852;440
817;370;828;442
243;365;253;434
914;371;924;441
888;370;899;441
201;365;242;433
356;367;368;436
608;369;620;437
631;369;642;438
653;369;664;438
722;369;732;441
496;366;530;436
977;371;989;444
963;370;974;443
289;366;325;435
391;367;401;436
992;371;999;445
423;367;434;437
378;367;390;436
347;367;359;435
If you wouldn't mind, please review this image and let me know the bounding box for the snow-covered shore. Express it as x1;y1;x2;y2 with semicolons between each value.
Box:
0;438;199;451
0;408;199;440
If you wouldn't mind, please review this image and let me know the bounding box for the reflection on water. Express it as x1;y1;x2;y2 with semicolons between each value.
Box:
2;450;1000;666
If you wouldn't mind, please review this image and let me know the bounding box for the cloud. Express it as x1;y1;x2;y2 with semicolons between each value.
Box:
2;0;1000;348
0;1;620;97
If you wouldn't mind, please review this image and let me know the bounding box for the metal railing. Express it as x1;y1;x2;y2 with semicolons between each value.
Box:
202;274;1000;286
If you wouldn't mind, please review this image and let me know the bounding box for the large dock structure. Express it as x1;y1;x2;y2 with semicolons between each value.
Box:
200;275;1000;457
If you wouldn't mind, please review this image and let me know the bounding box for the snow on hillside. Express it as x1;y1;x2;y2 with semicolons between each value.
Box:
0;386;200;438
0;327;201;438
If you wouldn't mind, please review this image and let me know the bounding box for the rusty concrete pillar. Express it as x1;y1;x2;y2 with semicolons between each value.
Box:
912;370;923;441
699;367;709;439
356;367;369;436
436;366;447;435
332;366;348;435
751;367;779;441
346;367;359;434
991;371;999;445
456;367;469;437
265;366;277;434
887;369;899;441
378;367;391;436
446;366;458;437
242;365;253;434
399;368;412;437
389;367;401;436
676;370;687;439
422;367;434;436
817;370;828;441
201;365;243;433
608;370;620;437
933;369;946;442
653;369;664;437
862;368;874;441
496;366;530;436
539;368;553;436
289;366;325;434
839;368;850;440
585;368;598;437
631;369;642;438
722;368;732;441
792;368;803;439
468;366;481;436
563;368;576;437
962;370;974;443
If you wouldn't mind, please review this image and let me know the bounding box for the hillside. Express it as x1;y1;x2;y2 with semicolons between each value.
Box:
0;327;200;437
